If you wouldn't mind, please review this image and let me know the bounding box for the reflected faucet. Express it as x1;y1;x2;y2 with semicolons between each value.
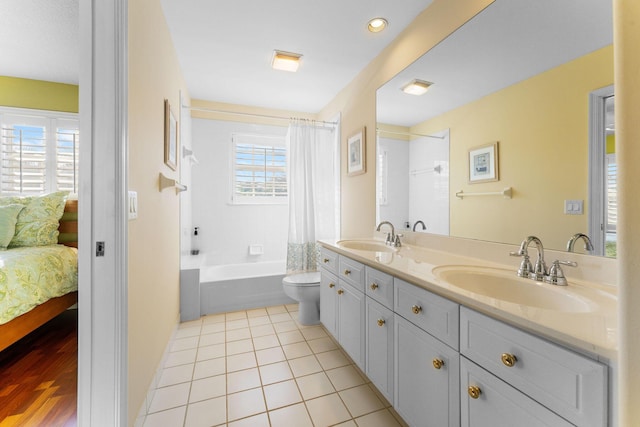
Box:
566;233;594;253
412;220;427;232
376;221;399;246
511;236;547;281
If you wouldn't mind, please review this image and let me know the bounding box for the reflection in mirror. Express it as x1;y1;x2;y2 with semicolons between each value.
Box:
376;0;613;254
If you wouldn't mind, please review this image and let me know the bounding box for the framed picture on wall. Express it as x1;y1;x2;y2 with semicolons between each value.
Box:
468;142;498;183
164;99;178;171
347;128;366;176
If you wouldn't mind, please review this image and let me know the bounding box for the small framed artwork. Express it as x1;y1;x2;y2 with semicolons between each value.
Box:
164;99;178;171
468;142;499;183
347;128;366;176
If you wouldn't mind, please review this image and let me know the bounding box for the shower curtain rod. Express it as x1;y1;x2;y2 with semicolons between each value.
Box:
186;106;338;127
376;128;444;140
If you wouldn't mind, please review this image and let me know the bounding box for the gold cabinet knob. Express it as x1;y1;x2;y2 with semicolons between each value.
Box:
377;318;385;327
323;258;330;263
501;353;517;367
432;358;444;370
468;385;482;399
344;269;351;275
411;305;422;314
329;282;335;288
337;289;344;295
370;283;379;290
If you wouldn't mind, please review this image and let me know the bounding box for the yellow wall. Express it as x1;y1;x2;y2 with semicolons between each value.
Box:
319;0;495;237
411;46;613;249
128;0;189;423
0;76;78;112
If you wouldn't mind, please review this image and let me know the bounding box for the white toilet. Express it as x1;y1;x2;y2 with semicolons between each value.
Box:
282;272;321;325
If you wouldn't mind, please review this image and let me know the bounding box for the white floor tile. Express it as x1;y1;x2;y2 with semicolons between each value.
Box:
305;393;351;427
226;338;254;355
185;396;226;427
266;305;287;315
339;384;385;418
326;365;366;391
255;346;286;366
301;326;328;340
202;313;225;324
227;388;266;421
227;367;262;394
248;315;271;327
199;332;225;347
226;310;248;320
165;348;197;368
227;412;270;427
189;374;226;403
316;349;351;370
282;341;313;359
158;363;194;387
143;406;186;427
288;354;323;378
171;336;200;352
276;330;305;345
246;307;269;318
308;336;338;354
263;379;302;410
269;402;313;427
252;334;280;350
227;352;257;372
175;326;202;339
226;327;251;341
201;322;225;334
335;421;358;427
296;372;336;400
355;408;402;427
179;319;203;329
148;382;191;413
285;303;299;312
196;343;225;361
193;357;225;380
226;319;250;330
259;361;293;385
273;320;298;333
250;323;275;337
269;312;293;323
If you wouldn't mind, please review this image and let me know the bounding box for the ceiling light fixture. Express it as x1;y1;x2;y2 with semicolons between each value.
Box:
367;17;388;33
271;50;302;72
401;79;433;96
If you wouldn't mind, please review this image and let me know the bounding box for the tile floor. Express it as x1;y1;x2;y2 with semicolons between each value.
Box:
141;304;409;427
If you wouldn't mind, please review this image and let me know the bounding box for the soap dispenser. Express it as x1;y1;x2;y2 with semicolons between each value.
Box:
191;227;200;255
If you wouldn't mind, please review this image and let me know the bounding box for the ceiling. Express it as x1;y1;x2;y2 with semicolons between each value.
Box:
0;0;433;114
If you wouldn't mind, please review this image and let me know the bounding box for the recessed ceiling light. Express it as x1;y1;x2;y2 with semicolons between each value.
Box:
401;79;433;96
368;17;388;33
271;50;302;72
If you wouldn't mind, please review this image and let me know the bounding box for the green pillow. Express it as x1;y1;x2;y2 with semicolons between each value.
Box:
0;204;25;249
0;191;69;247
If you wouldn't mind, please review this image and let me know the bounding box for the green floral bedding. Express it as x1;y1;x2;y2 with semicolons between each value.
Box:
0;245;78;325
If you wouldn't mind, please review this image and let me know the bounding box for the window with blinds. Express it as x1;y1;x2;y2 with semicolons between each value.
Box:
606;154;617;233
0;108;79;195
231;134;287;204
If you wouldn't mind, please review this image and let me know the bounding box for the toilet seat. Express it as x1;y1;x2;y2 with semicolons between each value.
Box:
283;272;321;286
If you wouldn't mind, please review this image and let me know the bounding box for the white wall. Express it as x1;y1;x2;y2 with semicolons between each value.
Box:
191;118;289;265
377;136;410;230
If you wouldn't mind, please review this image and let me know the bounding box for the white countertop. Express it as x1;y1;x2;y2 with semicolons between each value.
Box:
319;238;617;361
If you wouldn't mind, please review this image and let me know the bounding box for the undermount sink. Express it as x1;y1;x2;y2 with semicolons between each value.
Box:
336;240;396;253
432;265;597;313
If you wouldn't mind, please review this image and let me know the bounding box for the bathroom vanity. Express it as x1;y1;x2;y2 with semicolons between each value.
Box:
319;237;615;427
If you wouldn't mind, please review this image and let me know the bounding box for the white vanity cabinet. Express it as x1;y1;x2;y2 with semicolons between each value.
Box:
337;278;366;370
365;266;395;402
460;307;607;427
319;269;338;337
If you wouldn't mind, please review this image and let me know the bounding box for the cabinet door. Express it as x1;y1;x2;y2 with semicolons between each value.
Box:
320;271;338;338
394;314;460;427
366;297;394;402
461;358;573;427
338;281;365;370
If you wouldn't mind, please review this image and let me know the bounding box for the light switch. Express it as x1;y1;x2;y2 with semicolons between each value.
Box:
564;199;583;215
128;191;138;220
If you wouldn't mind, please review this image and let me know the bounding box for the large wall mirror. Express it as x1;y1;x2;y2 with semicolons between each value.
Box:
376;0;614;256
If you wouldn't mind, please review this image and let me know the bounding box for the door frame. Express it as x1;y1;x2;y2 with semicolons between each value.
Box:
78;0;129;424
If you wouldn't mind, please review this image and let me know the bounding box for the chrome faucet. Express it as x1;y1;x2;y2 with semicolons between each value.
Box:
412;220;426;231
566;233;594;253
511;236;547;281
377;221;402;247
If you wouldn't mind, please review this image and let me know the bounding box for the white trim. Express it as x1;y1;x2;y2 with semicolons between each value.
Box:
78;0;128;424
588;85;614;257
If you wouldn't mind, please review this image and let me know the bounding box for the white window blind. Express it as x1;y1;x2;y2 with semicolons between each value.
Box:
606;153;617;233
231;134;287;203
0;108;79;195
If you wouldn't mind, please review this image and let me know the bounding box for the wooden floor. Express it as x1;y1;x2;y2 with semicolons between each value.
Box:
0;310;77;427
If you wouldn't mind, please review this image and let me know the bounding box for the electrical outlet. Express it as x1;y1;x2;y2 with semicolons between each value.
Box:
564;199;583;215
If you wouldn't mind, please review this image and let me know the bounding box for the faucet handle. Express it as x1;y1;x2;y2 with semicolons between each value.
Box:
393;233;403;247
510;252;533;278
544;260;577;286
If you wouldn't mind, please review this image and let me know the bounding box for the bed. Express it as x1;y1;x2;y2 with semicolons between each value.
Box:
0;198;78;352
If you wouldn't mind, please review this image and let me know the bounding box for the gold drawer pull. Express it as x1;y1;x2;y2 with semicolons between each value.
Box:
337;289;344;295
411;305;422;315
323;258;330;263
377;318;385;327
501;353;517;367
468;385;482;399
344;269;351;275
329;282;335;288
432;358;444;370
370;283;379;290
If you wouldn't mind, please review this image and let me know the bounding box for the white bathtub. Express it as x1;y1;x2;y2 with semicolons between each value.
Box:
198;260;294;315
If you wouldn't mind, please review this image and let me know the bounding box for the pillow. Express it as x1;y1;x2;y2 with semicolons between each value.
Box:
0;191;69;247
0;204;25;249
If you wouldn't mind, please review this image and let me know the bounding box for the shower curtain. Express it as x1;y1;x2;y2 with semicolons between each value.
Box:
286;119;339;273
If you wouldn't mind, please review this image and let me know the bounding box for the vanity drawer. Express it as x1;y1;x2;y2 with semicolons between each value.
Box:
460;307;607;427
339;256;365;292
394;279;459;349
320;247;339;276
365;266;394;309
